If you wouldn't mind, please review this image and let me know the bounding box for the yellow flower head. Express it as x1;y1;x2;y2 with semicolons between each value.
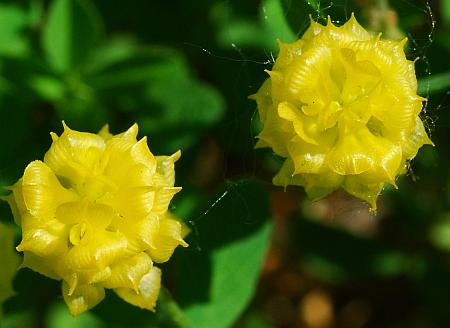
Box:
253;14;432;209
3;123;187;316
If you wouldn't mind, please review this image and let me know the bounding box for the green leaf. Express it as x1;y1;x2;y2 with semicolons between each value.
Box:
90;51;225;152
42;0;102;73
0;223;20;319
260;0;296;45
28;75;65;102
46;302;103;328
443;0;450;24
175;180;273;328
29;0;44;27
429;216;450;251
418;71;450;95
82;38;142;75
0;4;29;58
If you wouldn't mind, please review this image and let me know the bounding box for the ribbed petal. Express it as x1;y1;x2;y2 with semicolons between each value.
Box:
303;172;344;200
114;266;161;311
147;215;188;263
64;230;128;270
103;252;153;290
287;137;330;175
101;187;155;222
152;187;181;215
17;228;66;257
56;201;114;230
251;79;272;121
21;161;78;219
2;179;28;224
327;127;402;182
154;151;181;187
114;123;139;141
278;102;320;145
272;159;306;188
103;137;156;188
343;175;384;210
402;116;434;160
44;122;106;184
119;215;159;251
342;13;371;40
256;107;293;156
20;252;60;280
62;282;105;317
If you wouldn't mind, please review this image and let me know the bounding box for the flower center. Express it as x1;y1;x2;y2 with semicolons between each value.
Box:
79;175;115;201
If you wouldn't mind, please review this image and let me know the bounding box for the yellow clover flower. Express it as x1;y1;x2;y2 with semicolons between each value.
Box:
252;14;432;209
3;123;187;316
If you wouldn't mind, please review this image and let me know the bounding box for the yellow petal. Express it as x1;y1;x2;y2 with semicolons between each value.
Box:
343;175;384;210
327;126;402;182
147;216;188;263
56;201;114;230
21;161;78;219
256;106;293;156
62;282;105;317
119;214;159;251
44;122;106;183
101;187;155;222
152;187;182;215
114;266;161;311
272;159;306;188
17;227;67;257
402;116;434;160
103;252;153;290
2;180;27;224
64;230;128;270
278;102;319;145
154;151;181;187
97;124;113;141
114;123;139;141
102;138;156;189
20;252;60;280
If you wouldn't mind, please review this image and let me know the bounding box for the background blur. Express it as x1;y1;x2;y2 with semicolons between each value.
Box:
0;0;450;327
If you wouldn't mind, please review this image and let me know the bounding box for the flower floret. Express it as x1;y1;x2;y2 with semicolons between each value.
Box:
4;122;187;316
253;14;432;209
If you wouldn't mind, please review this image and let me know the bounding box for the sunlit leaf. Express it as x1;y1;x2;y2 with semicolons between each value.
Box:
260;0;296;45
175;180;273;328
0;4;29;57
42;0;102;73
418;71;450;95
443;0;450;24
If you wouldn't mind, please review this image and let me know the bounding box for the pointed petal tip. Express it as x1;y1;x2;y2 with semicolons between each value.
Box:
62;121;71;132
171;150;181;162
248;93;257;100
50;132;59;141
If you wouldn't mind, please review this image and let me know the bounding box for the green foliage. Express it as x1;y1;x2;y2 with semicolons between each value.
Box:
418;71;450;95
174;181;272;328
0;223;20;319
0;4;29;58
42;0;101;73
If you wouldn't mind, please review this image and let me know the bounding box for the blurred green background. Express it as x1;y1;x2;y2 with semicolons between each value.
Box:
0;0;450;327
